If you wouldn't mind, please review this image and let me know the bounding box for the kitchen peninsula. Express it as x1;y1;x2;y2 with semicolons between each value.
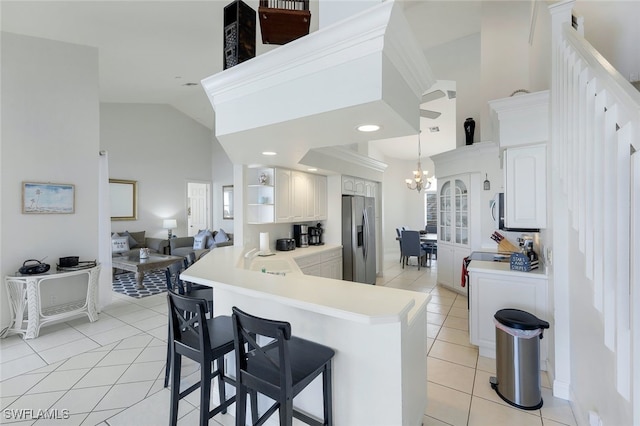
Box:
182;245;430;426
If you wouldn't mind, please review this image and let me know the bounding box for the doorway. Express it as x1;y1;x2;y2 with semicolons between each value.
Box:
187;181;211;237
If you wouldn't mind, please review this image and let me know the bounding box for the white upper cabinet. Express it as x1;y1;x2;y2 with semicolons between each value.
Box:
489;91;549;230
342;175;377;198
504;144;547;229
272;168;327;224
275;168;293;223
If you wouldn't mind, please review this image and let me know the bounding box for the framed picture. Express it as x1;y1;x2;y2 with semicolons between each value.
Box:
22;182;75;214
109;179;137;221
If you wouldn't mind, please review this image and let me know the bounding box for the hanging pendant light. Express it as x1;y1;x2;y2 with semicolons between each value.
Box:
405;132;432;193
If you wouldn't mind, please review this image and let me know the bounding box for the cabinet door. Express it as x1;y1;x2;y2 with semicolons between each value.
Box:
438;180;452;243
504;144;547;228
436;244;454;289
453;178;469;245
342;176;355;195
291;171;306;221
438;176;469;247
275;169;292;223
315;175;328;220
305;173;316;221
364;181;377;198
354;179;365;195
469;271;547;359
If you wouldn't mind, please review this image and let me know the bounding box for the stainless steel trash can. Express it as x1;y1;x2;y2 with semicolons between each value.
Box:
489;308;549;410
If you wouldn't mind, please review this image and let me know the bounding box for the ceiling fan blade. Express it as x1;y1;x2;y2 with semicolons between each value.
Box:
420;109;442;119
421;89;446;103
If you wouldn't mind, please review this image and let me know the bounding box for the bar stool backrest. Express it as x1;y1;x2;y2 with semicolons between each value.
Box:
167;292;211;364
232;307;293;397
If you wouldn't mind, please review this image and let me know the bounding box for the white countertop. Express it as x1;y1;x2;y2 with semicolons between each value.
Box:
468;259;548;278
182;245;430;325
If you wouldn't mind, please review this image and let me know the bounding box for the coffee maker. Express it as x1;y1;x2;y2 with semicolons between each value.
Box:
293;224;309;248
309;223;324;245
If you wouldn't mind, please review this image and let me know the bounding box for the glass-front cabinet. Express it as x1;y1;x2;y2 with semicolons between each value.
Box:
437;174;470;294
439;175;469;247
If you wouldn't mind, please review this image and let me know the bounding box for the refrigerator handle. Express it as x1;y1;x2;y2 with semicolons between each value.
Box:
363;209;369;261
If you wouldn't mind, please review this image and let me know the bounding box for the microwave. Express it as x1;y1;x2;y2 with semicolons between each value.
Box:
492;193;540;233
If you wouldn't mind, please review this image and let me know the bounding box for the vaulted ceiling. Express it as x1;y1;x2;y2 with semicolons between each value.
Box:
1;0;483;161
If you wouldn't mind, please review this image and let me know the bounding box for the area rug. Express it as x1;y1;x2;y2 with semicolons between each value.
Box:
112;270;167;298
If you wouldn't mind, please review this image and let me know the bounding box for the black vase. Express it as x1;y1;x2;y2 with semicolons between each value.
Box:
464;117;475;145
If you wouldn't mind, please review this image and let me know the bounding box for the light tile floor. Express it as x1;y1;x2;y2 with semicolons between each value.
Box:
0;255;576;425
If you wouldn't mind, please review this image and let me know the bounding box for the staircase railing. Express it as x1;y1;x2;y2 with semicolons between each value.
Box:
550;0;640;416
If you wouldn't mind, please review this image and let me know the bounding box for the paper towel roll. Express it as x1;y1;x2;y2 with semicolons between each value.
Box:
260;232;270;253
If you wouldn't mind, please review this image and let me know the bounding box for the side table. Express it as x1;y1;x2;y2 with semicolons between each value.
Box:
2;265;101;339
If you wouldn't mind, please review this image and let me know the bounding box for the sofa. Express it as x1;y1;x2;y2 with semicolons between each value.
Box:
111;230;169;257
170;229;234;259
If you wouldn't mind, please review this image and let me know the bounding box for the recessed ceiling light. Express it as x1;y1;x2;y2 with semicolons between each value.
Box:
356;124;381;132
262;151;277;156
307;168;318;172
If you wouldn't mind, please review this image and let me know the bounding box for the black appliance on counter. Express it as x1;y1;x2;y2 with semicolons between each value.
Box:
293;224;309;248
309;223;324;246
276;238;296;251
492;193;540;233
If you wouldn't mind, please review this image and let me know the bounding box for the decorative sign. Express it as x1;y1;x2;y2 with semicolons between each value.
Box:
510;253;532;272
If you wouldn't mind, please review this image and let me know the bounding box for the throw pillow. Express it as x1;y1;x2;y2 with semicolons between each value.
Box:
124;230;145;248
112;236;130;254
213;228;230;244
193;230;210;250
200;230;215;249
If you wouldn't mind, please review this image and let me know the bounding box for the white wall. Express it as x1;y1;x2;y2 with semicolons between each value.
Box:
577;1;640;82
425;34;481;148
381;157;431;255
480;1;531;142
211;135;235;234
100;103;213;239
1;33;100;328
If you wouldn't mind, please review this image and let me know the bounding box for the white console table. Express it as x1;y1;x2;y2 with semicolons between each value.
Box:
3;265;101;339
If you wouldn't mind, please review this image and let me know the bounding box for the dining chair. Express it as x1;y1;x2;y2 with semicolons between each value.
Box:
425;224;437;234
167;291;236;426
395;228;406;264
401;230;427;270
423;241;438;267
231;306;335;426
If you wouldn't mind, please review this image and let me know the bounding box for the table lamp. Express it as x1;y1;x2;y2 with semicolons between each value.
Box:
163;219;177;239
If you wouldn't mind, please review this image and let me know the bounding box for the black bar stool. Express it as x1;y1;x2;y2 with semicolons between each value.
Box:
167;291;236;426
231;306;335;426
164;262;214;388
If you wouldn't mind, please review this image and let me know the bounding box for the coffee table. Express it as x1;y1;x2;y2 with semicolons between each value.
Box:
112;253;183;290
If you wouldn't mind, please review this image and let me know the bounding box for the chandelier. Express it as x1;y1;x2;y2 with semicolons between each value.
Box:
405;133;432;193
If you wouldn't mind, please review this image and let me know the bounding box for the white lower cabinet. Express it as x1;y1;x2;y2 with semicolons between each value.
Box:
468;264;548;366
295;248;342;279
437;243;469;295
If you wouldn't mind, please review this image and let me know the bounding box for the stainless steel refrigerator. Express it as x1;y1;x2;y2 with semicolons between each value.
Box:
342;195;376;284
